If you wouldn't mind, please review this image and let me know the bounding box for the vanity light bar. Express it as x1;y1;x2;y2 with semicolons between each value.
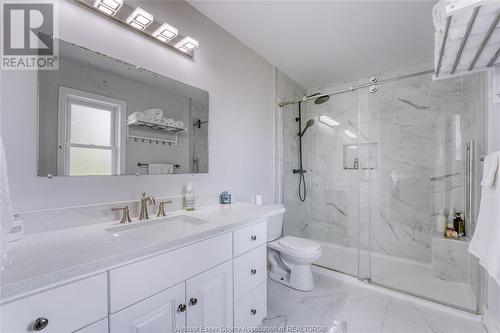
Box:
73;0;199;58
319;115;340;127
153;23;178;43
94;0;122;16
126;7;153;31
175;36;199;53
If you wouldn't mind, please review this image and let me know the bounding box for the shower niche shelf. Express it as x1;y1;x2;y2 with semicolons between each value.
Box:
343;143;378;170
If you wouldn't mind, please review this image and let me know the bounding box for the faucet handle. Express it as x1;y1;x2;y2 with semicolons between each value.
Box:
157;201;172;217
112;206;132;224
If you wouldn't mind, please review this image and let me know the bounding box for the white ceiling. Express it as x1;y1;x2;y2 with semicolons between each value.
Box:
188;1;436;90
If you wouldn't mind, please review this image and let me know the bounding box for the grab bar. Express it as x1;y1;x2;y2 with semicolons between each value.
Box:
465;141;475;225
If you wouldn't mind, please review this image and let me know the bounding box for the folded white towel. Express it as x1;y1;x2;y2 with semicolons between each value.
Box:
469;150;500;284
166;118;176;127
175;120;184;128
144;109;163;121
145;115;156;124
148;163;174;175
0;137;13;254
127;111;145;124
160;117;168;126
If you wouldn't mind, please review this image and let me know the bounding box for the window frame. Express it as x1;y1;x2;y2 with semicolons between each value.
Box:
57;86;126;176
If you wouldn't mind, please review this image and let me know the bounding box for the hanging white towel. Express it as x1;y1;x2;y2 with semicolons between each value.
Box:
469;151;500;284
0;137;14;254
148;163;174;175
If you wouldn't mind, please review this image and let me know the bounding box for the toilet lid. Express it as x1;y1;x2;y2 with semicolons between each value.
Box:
279;236;320;253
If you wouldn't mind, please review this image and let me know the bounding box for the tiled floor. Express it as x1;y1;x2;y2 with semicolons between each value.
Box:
265;272;486;333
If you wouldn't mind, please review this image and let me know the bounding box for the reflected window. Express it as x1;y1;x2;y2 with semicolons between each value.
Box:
58;87;126;176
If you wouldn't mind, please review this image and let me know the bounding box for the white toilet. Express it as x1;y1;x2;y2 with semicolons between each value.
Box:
267;213;322;291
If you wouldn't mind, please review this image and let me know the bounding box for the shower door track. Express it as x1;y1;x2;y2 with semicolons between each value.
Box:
278;69;435;107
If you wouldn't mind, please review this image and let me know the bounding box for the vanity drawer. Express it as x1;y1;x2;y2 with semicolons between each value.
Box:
109;233;232;313
234;281;267;329
233;220;267;257
75;318;109;333
233;245;267;300
1;273;107;333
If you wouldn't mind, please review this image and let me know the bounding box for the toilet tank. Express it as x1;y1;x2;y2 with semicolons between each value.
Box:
267;212;284;241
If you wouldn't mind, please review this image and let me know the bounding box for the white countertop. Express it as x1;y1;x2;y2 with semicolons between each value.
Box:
0;202;284;301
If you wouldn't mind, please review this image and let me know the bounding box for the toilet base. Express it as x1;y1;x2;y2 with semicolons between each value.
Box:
268;250;316;291
268;268;316;291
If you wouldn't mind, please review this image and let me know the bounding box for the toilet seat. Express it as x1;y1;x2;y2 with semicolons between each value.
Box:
279;236;320;253
268;236;321;259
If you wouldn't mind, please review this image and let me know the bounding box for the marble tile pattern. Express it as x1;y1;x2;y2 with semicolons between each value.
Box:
280;63;485;267
276;70;308;238
16;192;219;235
432;236;469;283
265;273;486;333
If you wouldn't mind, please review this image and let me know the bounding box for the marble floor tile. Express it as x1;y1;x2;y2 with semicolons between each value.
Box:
265;273;485;333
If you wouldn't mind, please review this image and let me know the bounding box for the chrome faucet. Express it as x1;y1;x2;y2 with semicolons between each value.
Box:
112;206;132;224
157;200;172;217
139;193;156;220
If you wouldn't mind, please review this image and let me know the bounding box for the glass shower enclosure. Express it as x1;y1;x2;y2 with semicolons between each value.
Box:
282;68;486;313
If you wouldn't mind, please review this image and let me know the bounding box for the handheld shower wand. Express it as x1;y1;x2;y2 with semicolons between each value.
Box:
293;101;315;201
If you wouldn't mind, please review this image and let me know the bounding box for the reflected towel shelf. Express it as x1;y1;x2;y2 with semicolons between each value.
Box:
127;135;176;145
127;120;188;133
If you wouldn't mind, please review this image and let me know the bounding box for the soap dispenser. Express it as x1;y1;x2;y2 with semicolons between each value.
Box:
184;183;195;211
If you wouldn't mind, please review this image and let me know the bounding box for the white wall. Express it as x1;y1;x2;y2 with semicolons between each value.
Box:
0;0;275;212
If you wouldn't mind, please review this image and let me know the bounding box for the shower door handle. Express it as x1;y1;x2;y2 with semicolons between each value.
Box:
465;140;475;225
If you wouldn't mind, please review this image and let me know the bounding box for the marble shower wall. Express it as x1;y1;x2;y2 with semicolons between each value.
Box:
275;69;308;238
280;62;485;265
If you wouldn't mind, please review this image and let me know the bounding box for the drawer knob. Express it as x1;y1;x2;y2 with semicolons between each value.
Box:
189;297;198;306
250;235;257;241
250;309;257;315
32;317;49;331
250;268;257;275
178;304;187;312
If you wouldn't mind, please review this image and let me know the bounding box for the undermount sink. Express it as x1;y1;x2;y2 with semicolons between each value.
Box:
106;215;210;235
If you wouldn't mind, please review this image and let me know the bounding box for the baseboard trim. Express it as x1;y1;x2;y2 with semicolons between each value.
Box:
483;306;500;333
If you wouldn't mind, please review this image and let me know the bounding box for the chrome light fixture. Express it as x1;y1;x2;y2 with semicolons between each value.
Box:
175;36;199;53
73;0;199;58
94;0;122;15
126;7;153;30
153;23;178;42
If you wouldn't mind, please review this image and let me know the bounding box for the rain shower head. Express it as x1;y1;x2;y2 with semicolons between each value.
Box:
314;95;330;105
299;119;315;137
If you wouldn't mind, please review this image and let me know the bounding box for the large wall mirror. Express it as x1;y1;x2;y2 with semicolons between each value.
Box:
38;39;209;177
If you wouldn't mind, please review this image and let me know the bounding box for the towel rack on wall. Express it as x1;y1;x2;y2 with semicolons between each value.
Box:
434;0;500;79
137;162;181;169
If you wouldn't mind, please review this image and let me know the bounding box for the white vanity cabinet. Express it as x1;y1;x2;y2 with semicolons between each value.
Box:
2;218;270;333
232;221;268;328
110;282;186;333
110;260;233;333
1;273;108;333
186;260;233;327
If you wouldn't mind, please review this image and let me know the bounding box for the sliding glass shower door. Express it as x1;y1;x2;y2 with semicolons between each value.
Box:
365;71;486;312
279;68;485;313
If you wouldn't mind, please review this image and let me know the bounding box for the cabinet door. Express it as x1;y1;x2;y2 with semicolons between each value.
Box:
186;260;233;328
110;282;185;333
